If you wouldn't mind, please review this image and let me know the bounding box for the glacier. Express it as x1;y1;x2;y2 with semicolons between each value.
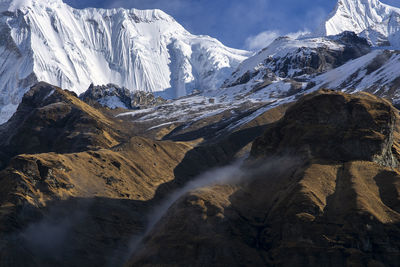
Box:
0;0;250;124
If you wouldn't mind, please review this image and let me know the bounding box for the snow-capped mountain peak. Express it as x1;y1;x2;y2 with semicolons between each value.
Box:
323;0;392;35
0;0;250;124
319;0;400;47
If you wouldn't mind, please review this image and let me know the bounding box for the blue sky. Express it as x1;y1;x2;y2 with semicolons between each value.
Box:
64;0;400;50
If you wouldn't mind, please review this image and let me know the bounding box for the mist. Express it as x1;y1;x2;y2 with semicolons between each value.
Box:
15;155;297;266
125;155;299;263
19;199;93;261
119;159;244;263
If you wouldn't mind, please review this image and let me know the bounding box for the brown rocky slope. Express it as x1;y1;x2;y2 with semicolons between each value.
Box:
0;83;205;266
128;90;400;266
0;82;287;266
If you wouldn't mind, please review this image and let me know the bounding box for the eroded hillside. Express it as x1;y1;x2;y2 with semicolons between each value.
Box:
128;91;400;266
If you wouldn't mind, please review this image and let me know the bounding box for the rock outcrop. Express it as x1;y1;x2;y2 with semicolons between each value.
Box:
80;84;166;110
224;32;371;89
0;82;129;169
251;90;400;168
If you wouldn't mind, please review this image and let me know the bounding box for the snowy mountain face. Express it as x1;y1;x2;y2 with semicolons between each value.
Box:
0;0;249;124
147;0;400;134
83;0;400;134
310;49;400;101
214;0;400;107
220;32;371;99
120;32;377;134
4;0;400;134
320;0;400;47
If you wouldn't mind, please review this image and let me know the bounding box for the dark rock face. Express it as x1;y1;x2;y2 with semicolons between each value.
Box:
225;32;371;89
80;83;166;109
222;32;373;102
251;90;399;168
266;32;370;78
128;91;400;267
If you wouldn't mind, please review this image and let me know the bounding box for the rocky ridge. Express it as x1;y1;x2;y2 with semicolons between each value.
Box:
128;90;400;266
251;90;400;168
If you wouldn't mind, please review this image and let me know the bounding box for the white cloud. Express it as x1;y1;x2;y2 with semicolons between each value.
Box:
286;30;310;39
245;30;280;51
245;29;310;51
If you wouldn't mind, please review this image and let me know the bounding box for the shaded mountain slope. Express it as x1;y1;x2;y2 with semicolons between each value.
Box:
128;90;400;266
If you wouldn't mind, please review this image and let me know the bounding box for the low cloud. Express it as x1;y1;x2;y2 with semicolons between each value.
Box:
286;30;310;39
20;200;93;261
245;29;310;51
245;30;280;51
